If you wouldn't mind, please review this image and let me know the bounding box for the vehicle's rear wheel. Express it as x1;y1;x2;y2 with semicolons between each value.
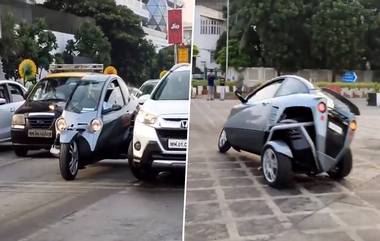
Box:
14;147;28;157
261;146;293;188
59;141;79;181
328;148;352;180
128;141;156;181
218;129;231;153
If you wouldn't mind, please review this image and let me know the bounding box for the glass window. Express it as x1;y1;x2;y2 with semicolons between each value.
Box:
8;84;24;102
0;84;9;103
152;70;190;100
276;78;309;97
103;80;125;110
138;81;158;98
66;80;105;113
248;81;283;103
29;77;80;102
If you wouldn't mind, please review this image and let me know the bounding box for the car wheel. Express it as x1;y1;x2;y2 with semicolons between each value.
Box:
127;141;156;181
218;129;231;153
59;141;79;181
328;148;352;180
261;146;293;188
14;147;28;157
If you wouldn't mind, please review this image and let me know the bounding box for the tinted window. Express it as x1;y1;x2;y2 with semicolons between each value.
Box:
138;82;157;97
276;78;309;97
103;80;124;110
249;81;282;103
29;77;80;102
152;70;190;100
8;84;24;102
0;84;9;103
66;80;105;113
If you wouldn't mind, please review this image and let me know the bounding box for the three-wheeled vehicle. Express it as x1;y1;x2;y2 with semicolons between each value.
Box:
218;75;360;188
54;74;138;180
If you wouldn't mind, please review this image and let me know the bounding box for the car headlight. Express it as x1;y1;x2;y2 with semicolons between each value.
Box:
12;114;25;129
89;118;103;132
136;109;157;125
56;117;67;132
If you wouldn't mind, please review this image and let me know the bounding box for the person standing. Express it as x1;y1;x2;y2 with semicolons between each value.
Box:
219;74;226;101
207;70;215;100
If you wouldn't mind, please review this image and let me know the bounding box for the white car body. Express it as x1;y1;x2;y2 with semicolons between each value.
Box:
0;81;27;143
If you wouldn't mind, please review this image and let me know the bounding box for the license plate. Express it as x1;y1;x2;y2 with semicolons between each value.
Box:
168;139;187;149
328;122;343;135
28;129;53;138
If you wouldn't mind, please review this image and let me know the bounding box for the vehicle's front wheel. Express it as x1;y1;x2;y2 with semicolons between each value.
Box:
328;148;352;180
128;141;156;181
261;146;293;188
14;147;28;157
59;141;79;181
218;129;231;153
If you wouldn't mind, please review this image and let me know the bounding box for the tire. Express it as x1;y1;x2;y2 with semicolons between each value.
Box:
218;129;231;153
328;148;353;180
14;147;28;157
59;141;79;181
261;146;293;188
127;141;156;181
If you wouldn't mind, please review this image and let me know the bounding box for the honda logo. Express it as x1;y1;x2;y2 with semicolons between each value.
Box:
180;120;188;129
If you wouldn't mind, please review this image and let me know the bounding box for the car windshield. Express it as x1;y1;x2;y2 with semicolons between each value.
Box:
138;82;158;97
28;77;81;102
66;80;105;113
151;71;189;100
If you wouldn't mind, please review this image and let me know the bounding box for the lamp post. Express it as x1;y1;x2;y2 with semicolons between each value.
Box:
226;0;230;80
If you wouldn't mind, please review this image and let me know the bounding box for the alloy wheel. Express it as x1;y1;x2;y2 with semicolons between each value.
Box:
263;148;278;183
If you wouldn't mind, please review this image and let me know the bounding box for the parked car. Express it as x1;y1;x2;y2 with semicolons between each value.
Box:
55;74;138;180
0;81;27;143
135;79;159;103
128;64;190;181
11;64;104;157
218;75;360;188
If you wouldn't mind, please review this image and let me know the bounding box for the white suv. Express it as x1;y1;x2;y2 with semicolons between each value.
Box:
128;64;190;180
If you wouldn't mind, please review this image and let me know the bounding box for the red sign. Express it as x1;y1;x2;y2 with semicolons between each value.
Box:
168;9;183;44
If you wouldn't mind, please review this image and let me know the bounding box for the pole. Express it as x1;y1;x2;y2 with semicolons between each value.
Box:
173;0;178;64
226;0;230;80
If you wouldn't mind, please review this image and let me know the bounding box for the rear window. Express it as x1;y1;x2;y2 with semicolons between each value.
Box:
151;71;190;100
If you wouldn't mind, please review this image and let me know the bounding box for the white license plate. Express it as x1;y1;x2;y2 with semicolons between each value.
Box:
328;122;343;135
168;139;187;149
28;129;53;138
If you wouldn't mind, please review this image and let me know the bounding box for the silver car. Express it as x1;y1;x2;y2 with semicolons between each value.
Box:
0;81;27;143
218;75;359;188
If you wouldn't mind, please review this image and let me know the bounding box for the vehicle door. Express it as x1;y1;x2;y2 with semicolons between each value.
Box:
226;80;283;154
0;83;12;140
97;79;130;155
7;83;25;111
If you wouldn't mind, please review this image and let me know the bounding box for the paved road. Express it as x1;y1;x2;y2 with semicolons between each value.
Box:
185;98;380;241
0;147;184;241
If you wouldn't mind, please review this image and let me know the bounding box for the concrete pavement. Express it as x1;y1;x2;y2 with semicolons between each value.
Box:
0;147;184;241
184;98;380;241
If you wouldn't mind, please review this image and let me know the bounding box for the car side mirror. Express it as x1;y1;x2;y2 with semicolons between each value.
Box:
0;98;6;105
102;104;122;114
234;90;247;103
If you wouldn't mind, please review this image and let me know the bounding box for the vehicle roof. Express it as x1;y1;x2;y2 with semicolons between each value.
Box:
45;72;115;82
269;75;315;90
0;80;27;89
170;63;190;72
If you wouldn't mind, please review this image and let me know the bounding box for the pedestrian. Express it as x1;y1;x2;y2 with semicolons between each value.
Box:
219;75;226;101
207;70;215;100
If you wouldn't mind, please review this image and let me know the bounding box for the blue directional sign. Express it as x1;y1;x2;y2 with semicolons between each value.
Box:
341;71;357;83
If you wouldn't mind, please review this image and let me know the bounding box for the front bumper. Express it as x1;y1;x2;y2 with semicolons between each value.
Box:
132;121;187;169
11;128;55;150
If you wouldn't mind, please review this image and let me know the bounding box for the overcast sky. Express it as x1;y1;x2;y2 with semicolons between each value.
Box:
182;0;194;24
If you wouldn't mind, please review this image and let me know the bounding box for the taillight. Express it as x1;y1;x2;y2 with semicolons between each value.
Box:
317;102;327;113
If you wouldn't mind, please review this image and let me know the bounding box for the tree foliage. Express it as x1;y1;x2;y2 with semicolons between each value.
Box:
43;0;157;85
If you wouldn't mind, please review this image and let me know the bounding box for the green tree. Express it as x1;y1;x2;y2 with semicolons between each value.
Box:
64;21;111;65
43;0;157;85
0;14;20;79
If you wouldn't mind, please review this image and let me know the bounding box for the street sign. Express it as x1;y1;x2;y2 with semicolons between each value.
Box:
168;9;183;44
341;71;357;83
178;47;189;63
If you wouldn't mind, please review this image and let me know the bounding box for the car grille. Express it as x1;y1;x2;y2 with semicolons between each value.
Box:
325;114;348;158
28;116;55;129
156;129;188;151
